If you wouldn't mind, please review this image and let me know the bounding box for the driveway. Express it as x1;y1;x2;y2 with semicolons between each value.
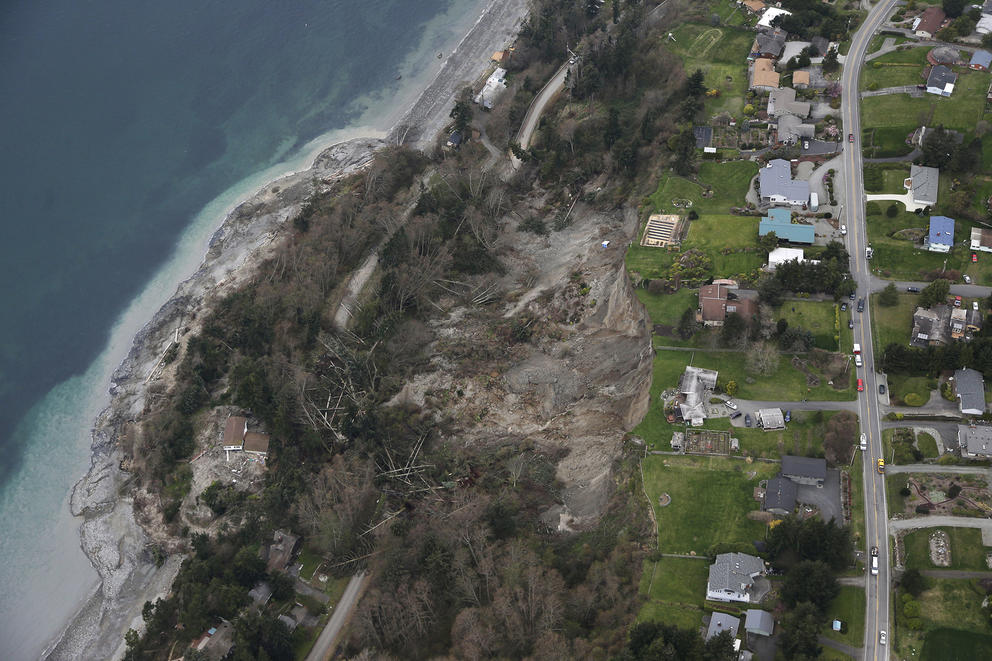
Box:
868;276;992;299
860;85;924;98
888;516;992;544
305;572;368;661
796;468;842;523
865;191;926;212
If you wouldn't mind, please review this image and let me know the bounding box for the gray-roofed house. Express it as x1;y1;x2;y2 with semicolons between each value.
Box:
706;552;766;603
706;613;742;641
926;65;957;97
763;474;798;516
907;164;939;206
752;30;787;59
758;408;785;430
959;424;992;458
745;609;776;637
759;159;810;207
911;305;950;347
767;87;811;118
971;50;992;71
953;368;986;416
781;455;826;487
777;114;815;145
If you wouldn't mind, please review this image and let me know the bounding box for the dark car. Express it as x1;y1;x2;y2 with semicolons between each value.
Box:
744;414;753;427
784;410;792;422
850;291;856;300
857;298;865;312
841;302;847;311
871;546;879;557
907;286;920;293
879;384;886;395
848;319;854;329
731;411;743;420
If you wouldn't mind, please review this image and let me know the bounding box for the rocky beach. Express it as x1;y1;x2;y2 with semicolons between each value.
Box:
44;1;531;658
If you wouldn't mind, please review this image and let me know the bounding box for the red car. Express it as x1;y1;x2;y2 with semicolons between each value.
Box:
973;253;979;263
848;133;854;143
857;378;864;392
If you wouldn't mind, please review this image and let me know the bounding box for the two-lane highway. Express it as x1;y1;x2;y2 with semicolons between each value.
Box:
841;1;900;659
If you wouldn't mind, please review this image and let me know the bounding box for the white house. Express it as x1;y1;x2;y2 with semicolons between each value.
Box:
757;7;792;29
706;553;766;603
474;67;507;109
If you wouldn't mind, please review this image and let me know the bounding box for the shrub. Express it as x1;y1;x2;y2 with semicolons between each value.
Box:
903;393;925;406
886;204;899;218
915;504;931;514
948;483;962;498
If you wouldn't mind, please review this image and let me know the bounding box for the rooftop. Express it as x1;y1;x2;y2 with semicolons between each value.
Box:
781;455;827;480
908;164;939;204
745;609;775;636
708;552;765;592
223;416;247;448
928;215;955;247
927;64;957;93
706;612;742;641
759;207;814;244
792;70;810;86
763;474;798;513
758;408;785;429
954;368;986;413
917;6;947;34
960;424;992;456
758;7;792;29
752;58;780;89
759;159;810;206
972;50;992;69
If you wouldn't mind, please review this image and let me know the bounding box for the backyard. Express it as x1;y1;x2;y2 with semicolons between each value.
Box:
860;46;930;89
773;300;851;352
637;556;711;627
896;578;992;660
870;291;917;352
666;23;755;118
861;67;991;136
823;586;866;648
865;204;966;280
902;527;992;571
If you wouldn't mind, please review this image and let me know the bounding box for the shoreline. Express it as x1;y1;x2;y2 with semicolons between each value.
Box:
44;0;531;658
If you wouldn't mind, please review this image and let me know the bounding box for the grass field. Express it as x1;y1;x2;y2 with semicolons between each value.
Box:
903;527;991;571
865;208;963;280
861;47;929;89
642;455;778;554
667;23;755;117
646;161;759;216
632;350;694;445
684;214;764;278
687;410;839;459
862;125;915;157
871;293;919;354
635;287;698;328
823;586;866;647
917;432;939;458
861;67;991;135
921;628;992;661
846;454;866;545
886;374;934;407
774;300;844;351
864;163;911;194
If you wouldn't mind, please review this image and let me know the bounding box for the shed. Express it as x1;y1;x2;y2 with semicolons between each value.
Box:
745;609;775;637
792;70;810;88
971;50;992;71
757;408;785;430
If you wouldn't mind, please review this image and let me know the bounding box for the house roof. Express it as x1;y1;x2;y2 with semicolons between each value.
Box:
768;87;810;118
759;207;814;243
758;7;792;29
792;70;810;86
679;366;719;422
927;64;957;92
972;50;992;69
752;58;780;89
223;416;247;447
917;6;946;34
960;424;992;456
768;246;805;268
759;160;810;206
912;305;949;347
781;455;827;480
708;553;765;592
743;0;766;13
700;283;732;322
954;368;986;413
758;408;785;429
909;164;939;204
928;215;955;247
706;613;742;641
777;114;815;144
811;36;830;57
756;32;786;57
973;227;992;250
243;431;270;454
745;609;776;636
763;474;798;513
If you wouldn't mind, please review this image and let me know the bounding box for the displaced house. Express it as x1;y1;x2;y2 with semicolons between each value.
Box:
927;215;955;253
490;50;509;65
910;305;949;347
223;416;248;451
745;609;776;637
762;474;798;516
243;431;270;456
706;612;742;643
959;424;992;458
757;7;792;29
767;87;810;118
777;114;816;145
926;65;957;97
792;70;811;88
752;30;787;59
757;408;785;430
758;160;810;207
951;307;967;340
474;67;507;109
971;227;992;253
953;368;986;416
971;50;992;72
759;207;814;244
185;622;234;661
781;455;826;487
265;529;300;573
248;582;272;607
907;164;939;206
914;7;947;39
678;366;719;426
641;213;683;247
751;58;781;91
698;282;756;326
706;552;766;603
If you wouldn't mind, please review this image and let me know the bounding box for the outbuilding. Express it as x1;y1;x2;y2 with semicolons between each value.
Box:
745;609;775;637
971;50;992;72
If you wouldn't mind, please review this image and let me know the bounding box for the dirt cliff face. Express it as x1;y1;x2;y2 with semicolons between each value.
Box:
394;202;653;529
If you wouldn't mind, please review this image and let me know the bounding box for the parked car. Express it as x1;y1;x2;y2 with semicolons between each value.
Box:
848;133;854;143
731;411;743;420
974;301;980;311
841;302;847;311
973;253;979;263
964;274;972;284
879;384;886;394
725;400;738;410
784;410;791;422
907;286;920;293
848;319;854;329
857;298;865;312
955;296;963;307
858;378;864;392
744;414;752;427
850;291;856;300
840;224;847;235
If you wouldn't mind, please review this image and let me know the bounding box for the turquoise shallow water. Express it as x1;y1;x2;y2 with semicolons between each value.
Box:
0;0;482;656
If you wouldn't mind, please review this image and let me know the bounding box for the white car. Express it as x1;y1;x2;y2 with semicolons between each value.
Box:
860;433;867;451
964;274;972;284
725;400;738;410
879;630;887;645
840;224;847;235
975;301;980;311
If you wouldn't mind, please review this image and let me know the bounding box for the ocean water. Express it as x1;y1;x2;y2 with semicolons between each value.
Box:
0;0;484;657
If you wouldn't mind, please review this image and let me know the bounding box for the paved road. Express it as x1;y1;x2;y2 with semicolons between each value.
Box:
888;516;992;533
841;2;900;659
868;277;992;299
305;572;368;661
820;635;864;660
921;569;992;578
885;463;990;476
510;61;569;168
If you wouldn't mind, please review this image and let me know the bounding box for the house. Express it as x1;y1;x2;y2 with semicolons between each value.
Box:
927;215;955;253
911;305;949;347
792;70;811;88
706;612;742;641
758;160;810;207
243;431;270;456
907;164;939;206
740;0;766;14
758;7;792;29
698;282;756;327
641;213;683;247
971;227;992;253
474;68;507;109
959;424;992;457
914;7;946;39
678;366;719;425
953;368;986;416
768;87;810;118
223;416;248;451
951;307;967;340
752;30;787;59
759;207;814;244
762;474;798;516
185;621;234;661
979;14;992;35
926;65;957;97
446;130;463;148
777;114;816;145
490;50;508;65
706;552;766;603
767;246;815;270
781;455;826;487
757;408;785;430
745;609;775;637
751;58;781;90
971;50;992;72
265;529;300;573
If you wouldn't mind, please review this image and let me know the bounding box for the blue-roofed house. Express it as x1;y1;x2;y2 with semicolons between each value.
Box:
758;159;810;207
971;50;992;71
759;207;814;244
927;216;955;253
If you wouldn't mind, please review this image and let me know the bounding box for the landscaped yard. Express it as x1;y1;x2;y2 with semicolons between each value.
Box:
647;160;759;216
863;163;910;194
642;455;779;554
870;291;916;352
773;300;845;352
692;410;839;459
684;214;763;278
886;374;934;407
666;23;755;117
865;206;964;280
823;586;866;647
638;556;711;626
860;46;929;89
902;527;991;571
861;67;991;135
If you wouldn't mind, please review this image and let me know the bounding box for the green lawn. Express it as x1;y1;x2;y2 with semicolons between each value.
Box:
887;472;910;513
631;350;694;445
918;578;992;632
903;527;991;571
870;292;916;352
861;67;992;135
684;214;764;278
887;374;934;407
846;454;866;545
922;628;992;661
861;47;929;89
862;125;915;158
864;163;911;194
917;432;940;458
689;410;839;460
667;24;755;118
635;287;698;327
866;207;964;280
774;300;843;351
642;455;778;554
639;556;710;609
823;586;866;647
647;161;759;216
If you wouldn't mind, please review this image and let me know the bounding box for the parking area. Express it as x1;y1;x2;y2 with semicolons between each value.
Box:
796;468;842;523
